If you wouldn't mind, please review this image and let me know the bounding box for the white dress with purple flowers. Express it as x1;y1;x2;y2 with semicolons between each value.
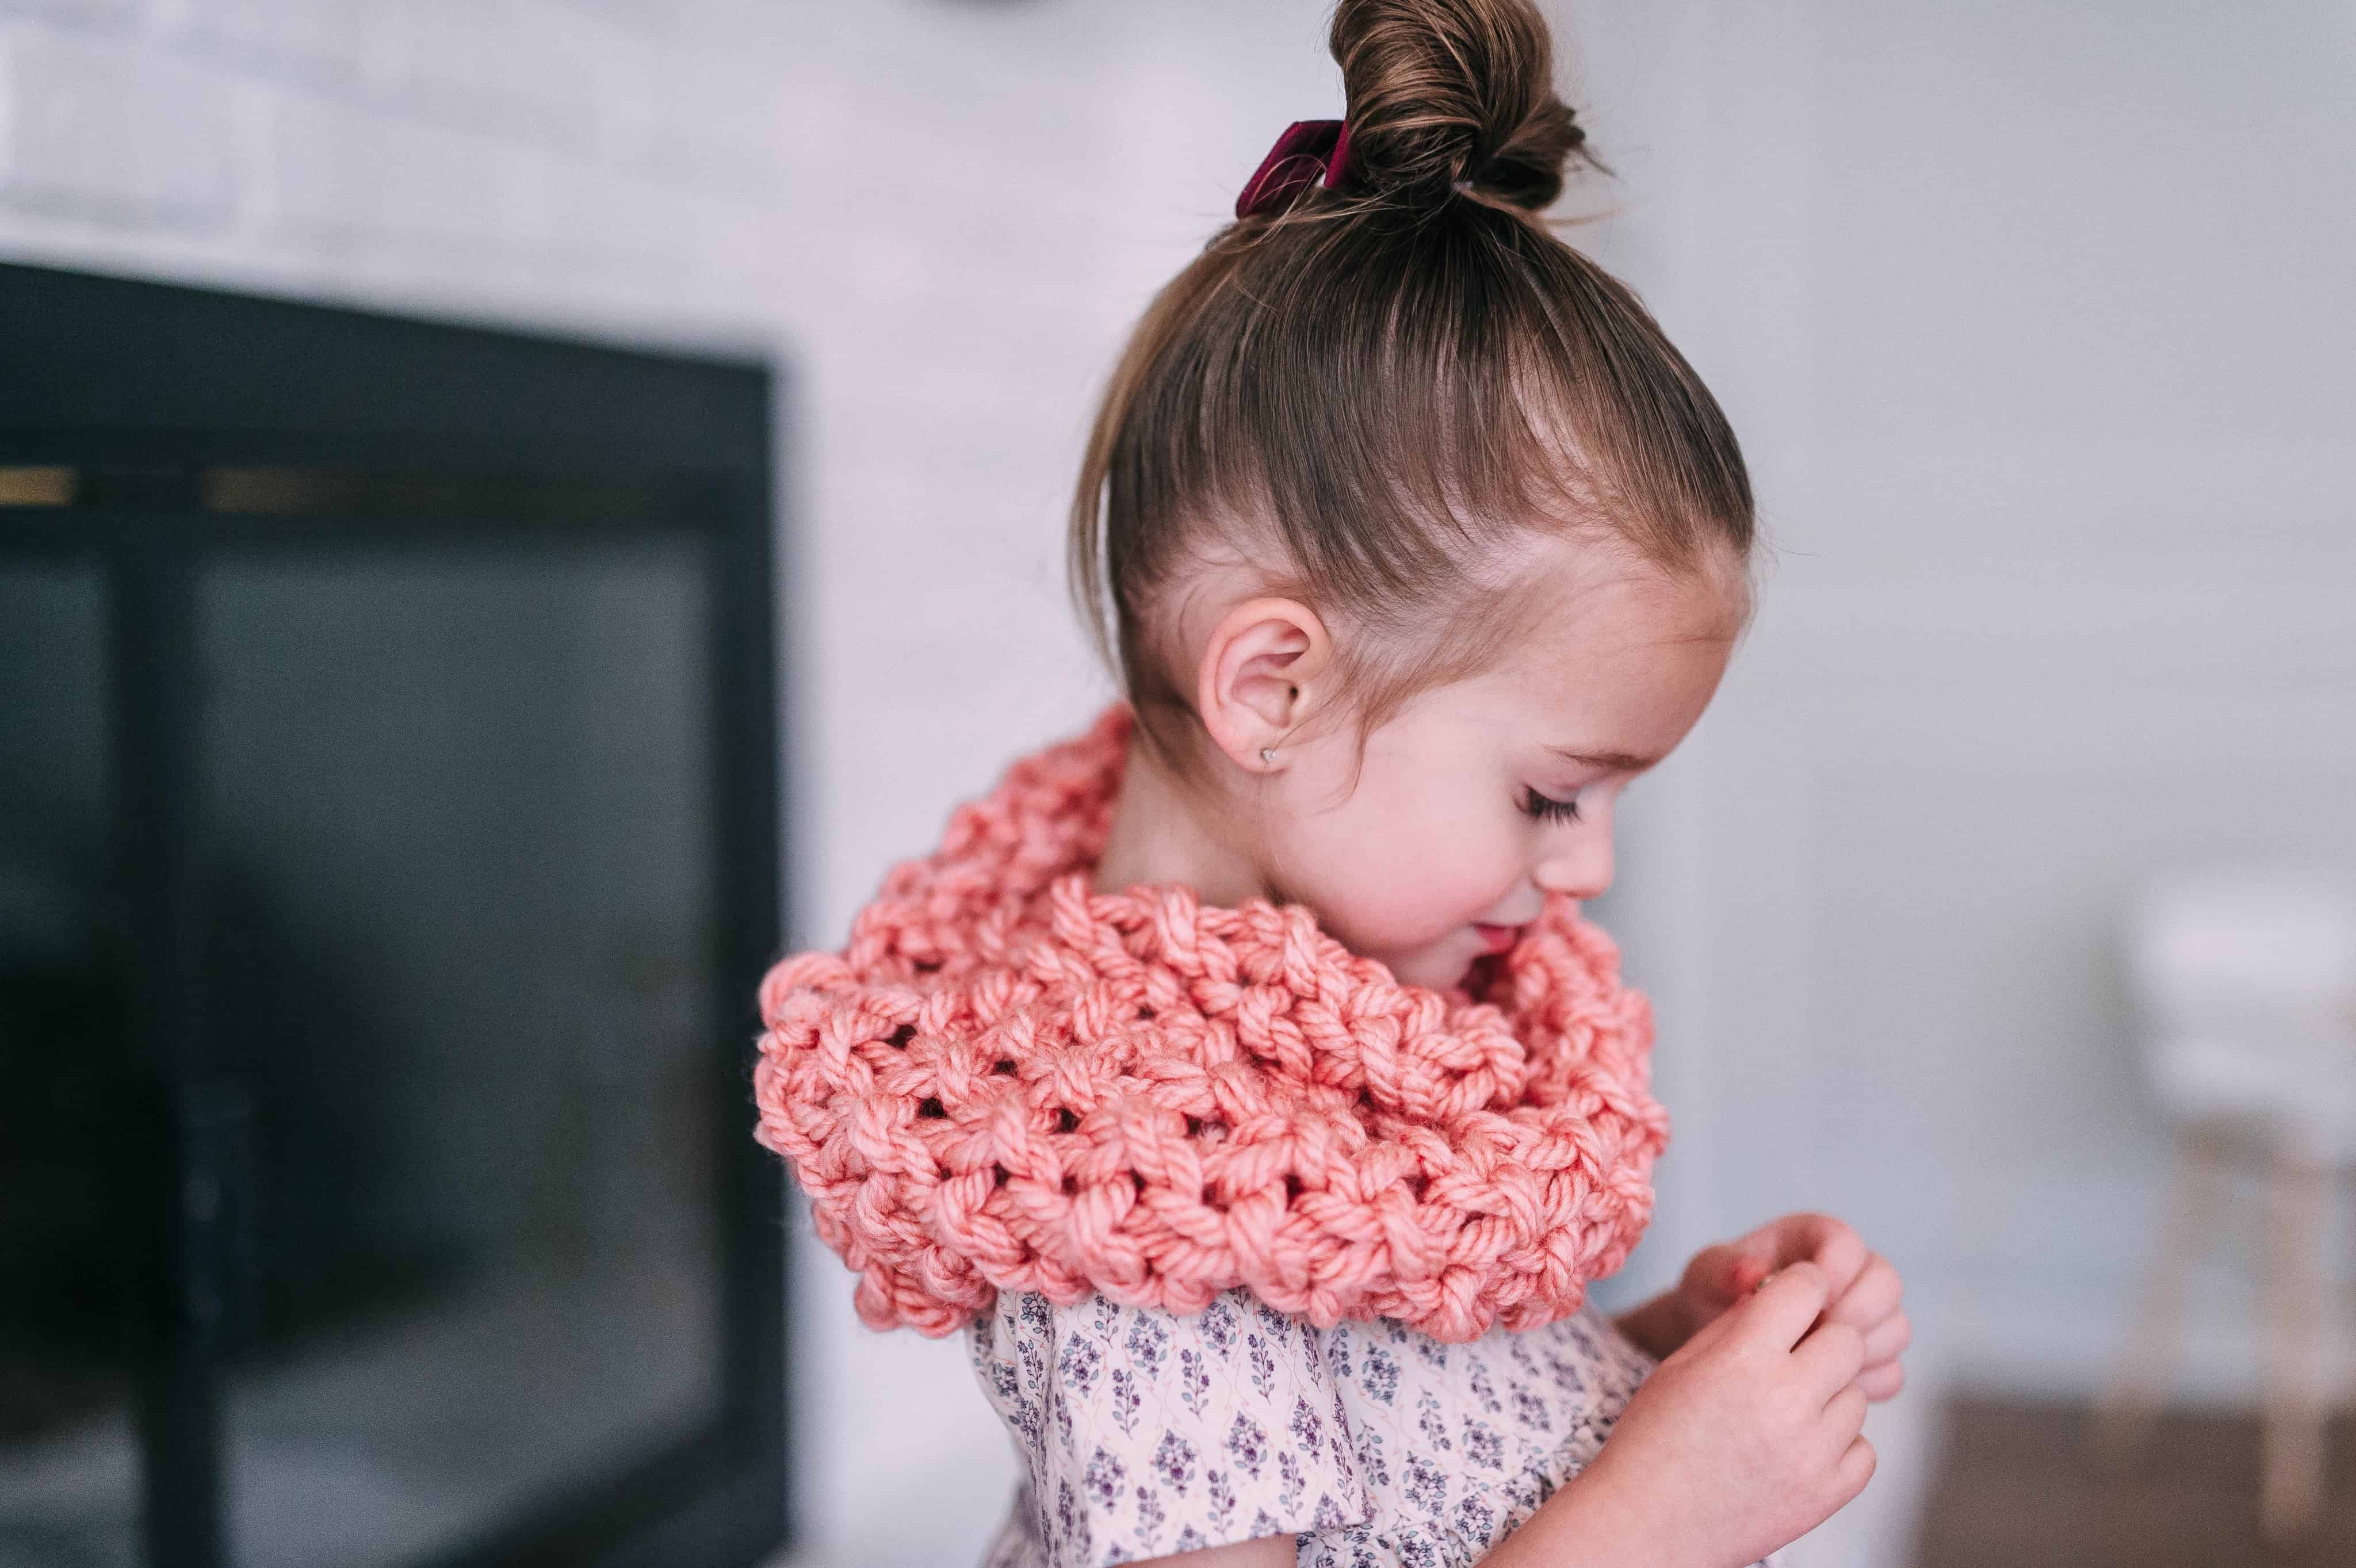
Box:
965;1286;1788;1568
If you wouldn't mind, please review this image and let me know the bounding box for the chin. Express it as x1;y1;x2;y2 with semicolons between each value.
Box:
1346;918;1489;991
1387;940;1479;992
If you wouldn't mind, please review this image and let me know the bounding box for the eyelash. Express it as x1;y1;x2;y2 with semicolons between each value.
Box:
1521;786;1582;824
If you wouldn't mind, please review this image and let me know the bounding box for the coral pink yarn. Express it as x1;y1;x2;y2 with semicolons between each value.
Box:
752;701;1669;1344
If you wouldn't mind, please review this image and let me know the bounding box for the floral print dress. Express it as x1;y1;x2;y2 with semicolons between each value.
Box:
966;1286;1788;1568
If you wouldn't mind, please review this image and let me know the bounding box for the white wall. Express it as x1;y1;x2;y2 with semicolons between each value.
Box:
9;3;2350;1566
1599;0;2356;1405
0;3;1343;1563
0;0;807;350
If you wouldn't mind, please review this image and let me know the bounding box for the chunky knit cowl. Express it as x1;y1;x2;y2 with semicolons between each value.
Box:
752;701;1669;1344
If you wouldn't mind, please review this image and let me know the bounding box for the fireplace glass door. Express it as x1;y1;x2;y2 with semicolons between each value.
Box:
0;262;787;1568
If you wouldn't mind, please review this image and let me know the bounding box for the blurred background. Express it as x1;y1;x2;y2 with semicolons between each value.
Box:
1;2;2351;1567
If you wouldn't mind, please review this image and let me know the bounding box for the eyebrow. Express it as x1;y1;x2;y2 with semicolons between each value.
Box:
1544;746;1661;772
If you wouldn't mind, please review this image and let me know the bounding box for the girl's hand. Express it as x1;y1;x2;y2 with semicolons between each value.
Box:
1573;1261;1877;1568
1648;1213;1910;1402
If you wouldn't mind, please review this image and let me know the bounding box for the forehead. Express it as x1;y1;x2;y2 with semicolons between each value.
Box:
1513;530;1743;652
1464;534;1746;727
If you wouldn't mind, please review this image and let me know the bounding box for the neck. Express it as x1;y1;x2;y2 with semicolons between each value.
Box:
1090;727;1272;908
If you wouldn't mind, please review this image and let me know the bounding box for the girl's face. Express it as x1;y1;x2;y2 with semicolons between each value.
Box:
1253;538;1745;991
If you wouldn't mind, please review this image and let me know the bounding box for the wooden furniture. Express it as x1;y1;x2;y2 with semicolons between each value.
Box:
2094;865;2356;1543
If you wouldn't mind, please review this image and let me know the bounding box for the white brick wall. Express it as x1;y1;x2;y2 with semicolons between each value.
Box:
2;26;238;225
0;0;796;343
0;5;1354;1563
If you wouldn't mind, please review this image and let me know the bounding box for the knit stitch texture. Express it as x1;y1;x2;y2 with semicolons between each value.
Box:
752;701;1670;1344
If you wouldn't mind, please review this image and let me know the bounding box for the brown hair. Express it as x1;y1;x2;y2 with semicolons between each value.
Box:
1066;0;1754;789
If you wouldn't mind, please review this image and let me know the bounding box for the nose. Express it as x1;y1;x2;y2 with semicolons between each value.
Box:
1533;798;1615;902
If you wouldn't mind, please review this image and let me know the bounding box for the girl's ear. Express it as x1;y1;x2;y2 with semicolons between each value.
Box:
1196;595;1333;772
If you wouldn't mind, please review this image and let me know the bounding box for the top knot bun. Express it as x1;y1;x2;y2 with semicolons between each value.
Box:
1330;0;1589;213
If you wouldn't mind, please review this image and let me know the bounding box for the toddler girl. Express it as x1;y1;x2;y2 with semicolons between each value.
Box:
754;2;1910;1565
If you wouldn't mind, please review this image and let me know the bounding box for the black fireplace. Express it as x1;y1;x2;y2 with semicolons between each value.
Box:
0;262;789;1568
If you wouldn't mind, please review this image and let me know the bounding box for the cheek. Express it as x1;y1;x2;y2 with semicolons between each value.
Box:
1278;783;1523;953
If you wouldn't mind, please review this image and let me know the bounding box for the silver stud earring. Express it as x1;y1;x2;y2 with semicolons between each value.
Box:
1260;747;1276;765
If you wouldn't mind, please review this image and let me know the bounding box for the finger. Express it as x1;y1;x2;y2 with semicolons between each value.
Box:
1792;1214;1871;1299
1737;1260;1833;1350
1681;1242;1746;1307
1855;1359;1906;1402
1860;1309;1912;1367
1687;1240;1776;1307
1676;1282;1754;1356
1826;1255;1903;1331
1834;1435;1878;1505
1791;1320;1867;1398
1823;1382;1869;1445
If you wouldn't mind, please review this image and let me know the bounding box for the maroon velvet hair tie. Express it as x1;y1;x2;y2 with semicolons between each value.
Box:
1234;118;1355;218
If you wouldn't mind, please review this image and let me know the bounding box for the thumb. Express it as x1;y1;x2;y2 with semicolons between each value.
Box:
1685;1242;1773;1307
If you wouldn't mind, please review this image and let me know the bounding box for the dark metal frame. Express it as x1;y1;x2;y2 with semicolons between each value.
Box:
0;260;791;1568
